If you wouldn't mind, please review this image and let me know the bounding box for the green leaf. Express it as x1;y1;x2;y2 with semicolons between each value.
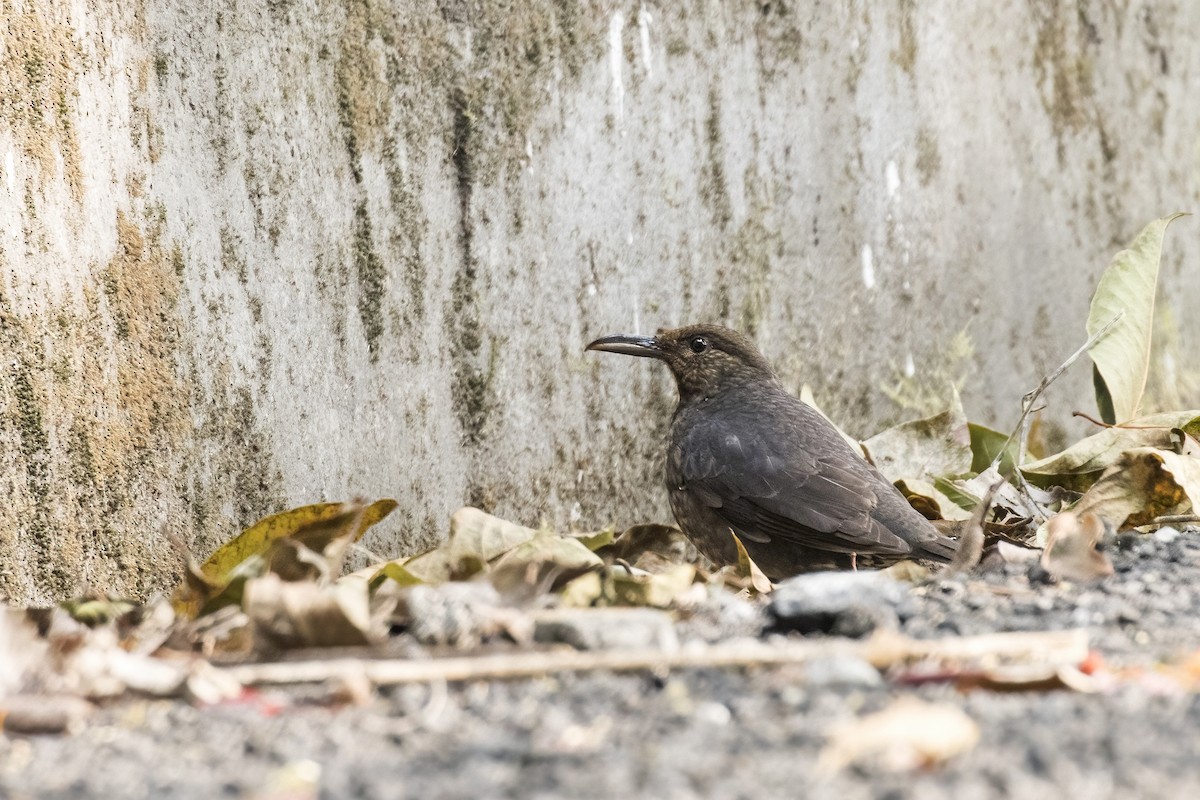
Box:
243;573;376;649
968;422;1017;476
1087;213;1186;423
932;475;981;512
1019;410;1200;492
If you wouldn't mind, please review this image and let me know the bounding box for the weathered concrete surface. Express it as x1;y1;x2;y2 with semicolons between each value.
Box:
1;0;1199;603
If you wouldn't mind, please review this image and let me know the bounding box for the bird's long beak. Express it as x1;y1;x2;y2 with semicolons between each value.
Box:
585;333;664;359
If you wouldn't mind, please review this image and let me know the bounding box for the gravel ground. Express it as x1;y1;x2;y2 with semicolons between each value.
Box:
4;530;1200;800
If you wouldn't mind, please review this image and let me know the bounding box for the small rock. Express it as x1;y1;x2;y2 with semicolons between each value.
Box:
1116;532;1141;552
768;571;907;638
1116;604;1142;625
693;701;732;726
404;582;518;648
803;655;883;688
533;608;679;651
1154;527;1181;544
1026;561;1056;586
676;587;764;642
963;593;990;610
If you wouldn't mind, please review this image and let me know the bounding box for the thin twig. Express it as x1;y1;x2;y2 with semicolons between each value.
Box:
990;311;1124;475
1071;411;1165;431
1150;514;1200;527
219;629;1090;687
1071;411;1114;429
990;312;1125;524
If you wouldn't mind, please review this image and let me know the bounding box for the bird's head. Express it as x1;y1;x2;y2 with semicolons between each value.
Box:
586;324;779;403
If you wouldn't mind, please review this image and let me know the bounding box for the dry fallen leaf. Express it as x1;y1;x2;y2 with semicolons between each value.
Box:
818;696;980;773
861;393;973;517
610;564;697;608
1041;511;1114;583
596;524;695;571
1020;411;1200;491
560;571;605;607
396;507;541;584
1071;447;1200;529
1087;213;1186;424
243;574;376;650
489;534;603;596
172;499;398;618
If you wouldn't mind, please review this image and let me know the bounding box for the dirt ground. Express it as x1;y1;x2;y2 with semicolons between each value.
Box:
4;531;1200;800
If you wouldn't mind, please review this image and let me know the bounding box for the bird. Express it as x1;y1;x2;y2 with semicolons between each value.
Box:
586;324;958;579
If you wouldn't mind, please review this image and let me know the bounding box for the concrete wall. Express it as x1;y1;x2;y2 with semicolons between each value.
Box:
2;0;1198;603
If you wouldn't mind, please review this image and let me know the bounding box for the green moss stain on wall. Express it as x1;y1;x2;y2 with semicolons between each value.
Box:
0;202;289;602
0;1;84;199
329;0;603;446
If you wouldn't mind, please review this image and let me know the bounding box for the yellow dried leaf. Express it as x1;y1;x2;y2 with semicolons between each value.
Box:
171;499;397;618
731;533;774;595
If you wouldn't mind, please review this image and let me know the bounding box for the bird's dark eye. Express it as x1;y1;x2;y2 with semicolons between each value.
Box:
689;336;709;354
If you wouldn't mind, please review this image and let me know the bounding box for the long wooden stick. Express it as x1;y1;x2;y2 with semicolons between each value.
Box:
220;629;1090;687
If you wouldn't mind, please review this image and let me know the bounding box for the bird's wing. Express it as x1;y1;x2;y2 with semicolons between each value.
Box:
675;414;913;556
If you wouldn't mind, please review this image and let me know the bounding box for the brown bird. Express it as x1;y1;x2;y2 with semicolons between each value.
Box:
587;324;957;579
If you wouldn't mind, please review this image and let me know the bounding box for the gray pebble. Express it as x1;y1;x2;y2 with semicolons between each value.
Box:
804;655;883;688
533;607;679;651
1154;526;1181;544
768;571;906;638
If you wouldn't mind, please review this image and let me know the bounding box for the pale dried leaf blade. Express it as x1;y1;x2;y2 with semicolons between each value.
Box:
818;697;980;773
560;571;605;607
730;533;774;594
954;466;1046;521
861;389;972;487
610;564;697;608
1019;410;1200;491
243;574;375;650
1087;213;1186;423
396;509;541;585
489;534;604;594
447;507;540;562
